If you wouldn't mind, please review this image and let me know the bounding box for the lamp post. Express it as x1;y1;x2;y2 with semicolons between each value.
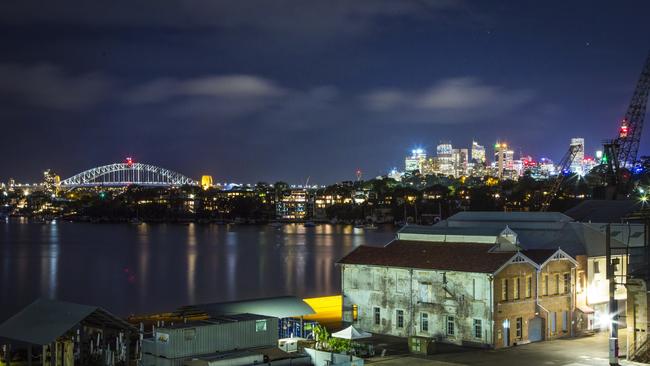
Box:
606;224;619;366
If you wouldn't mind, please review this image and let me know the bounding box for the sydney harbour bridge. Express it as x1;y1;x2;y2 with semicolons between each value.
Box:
59;158;198;188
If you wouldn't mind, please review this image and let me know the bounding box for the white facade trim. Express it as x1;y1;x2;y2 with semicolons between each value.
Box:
492;252;539;276
540;248;578;268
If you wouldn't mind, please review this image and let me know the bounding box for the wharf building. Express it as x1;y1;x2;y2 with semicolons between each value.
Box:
338;211;642;350
339;226;576;349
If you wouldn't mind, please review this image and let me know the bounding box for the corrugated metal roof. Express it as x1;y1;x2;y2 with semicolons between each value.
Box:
448;211;573;223
398;225;502;236
564;200;642;223
161;313;272;329
176;296;315;319
397;220;626;257
0;299;133;345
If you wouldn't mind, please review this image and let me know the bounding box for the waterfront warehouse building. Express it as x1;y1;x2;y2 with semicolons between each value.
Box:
338;210;646;350
338;227;577;349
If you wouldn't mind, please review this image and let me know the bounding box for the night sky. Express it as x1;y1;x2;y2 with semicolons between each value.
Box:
1;1;649;184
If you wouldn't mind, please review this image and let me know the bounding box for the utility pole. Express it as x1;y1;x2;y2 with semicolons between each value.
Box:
606;224;619;366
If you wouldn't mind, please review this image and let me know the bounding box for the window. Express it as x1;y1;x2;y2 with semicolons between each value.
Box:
421;313;429;332
419;283;431;303
612;258;620;273
396;310;404;328
593;260;600;274
446;316;455;336
396;275;408;294
255;320;267;332
562;311;568;332
543;274;549;296
374;307;381;325
514;277;520;300
550;312;557;334
352;304;358;321
349;268;358;289
525;276;532;298
473;319;482;339
472;278;476;299
516;317;522;338
501;279;508;301
563;273;570;294
373;274;382;291
554;274;560;294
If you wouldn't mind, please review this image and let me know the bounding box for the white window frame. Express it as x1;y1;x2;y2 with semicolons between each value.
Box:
396;309;405;328
421;313;429;332
446;316;455;336
473;319;482;339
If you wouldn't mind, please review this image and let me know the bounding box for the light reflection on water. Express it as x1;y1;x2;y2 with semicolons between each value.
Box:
0;221;394;321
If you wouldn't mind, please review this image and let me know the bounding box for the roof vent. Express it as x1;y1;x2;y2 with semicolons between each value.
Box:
491;226;521;252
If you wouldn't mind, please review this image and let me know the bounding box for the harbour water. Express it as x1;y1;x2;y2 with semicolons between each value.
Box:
0;219;394;322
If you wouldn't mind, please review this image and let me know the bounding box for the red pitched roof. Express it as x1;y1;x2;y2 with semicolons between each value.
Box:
337;240;522;273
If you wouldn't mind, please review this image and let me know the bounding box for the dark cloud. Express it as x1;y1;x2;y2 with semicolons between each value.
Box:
363;77;534;123
0;0;473;35
124;75;287;104
0;63;113;110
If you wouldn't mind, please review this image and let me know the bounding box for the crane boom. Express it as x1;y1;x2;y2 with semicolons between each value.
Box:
540;144;583;211
616;52;650;168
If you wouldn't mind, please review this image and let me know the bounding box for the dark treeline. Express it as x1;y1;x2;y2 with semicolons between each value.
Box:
4;166;643;224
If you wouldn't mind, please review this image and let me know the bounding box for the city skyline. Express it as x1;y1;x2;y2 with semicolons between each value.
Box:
1;1;650;184
0;135;612;186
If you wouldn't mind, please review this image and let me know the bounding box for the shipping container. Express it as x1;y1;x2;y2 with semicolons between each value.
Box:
143;314;278;360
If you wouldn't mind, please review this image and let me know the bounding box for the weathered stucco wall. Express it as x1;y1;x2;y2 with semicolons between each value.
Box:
341;264;494;347
341;256;577;349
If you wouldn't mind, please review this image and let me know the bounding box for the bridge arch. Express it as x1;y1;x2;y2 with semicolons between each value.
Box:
59;162;198;187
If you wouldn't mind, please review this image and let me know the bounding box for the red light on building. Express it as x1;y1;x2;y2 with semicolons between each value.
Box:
620;120;629;138
521;155;536;167
125;157;134;167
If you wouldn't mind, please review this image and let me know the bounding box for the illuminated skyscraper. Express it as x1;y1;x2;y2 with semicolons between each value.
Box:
452;148;469;176
471;141;486;164
405;148;427;173
494;142;514;179
420;157;439;176
570;137;585;175
437;143;454;176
